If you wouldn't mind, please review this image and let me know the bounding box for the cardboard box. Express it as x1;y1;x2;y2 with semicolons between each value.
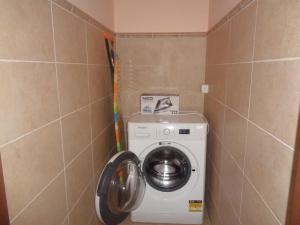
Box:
141;94;179;114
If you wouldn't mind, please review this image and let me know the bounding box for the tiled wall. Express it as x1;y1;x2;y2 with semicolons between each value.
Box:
204;1;300;225
0;1;114;225
116;33;207;120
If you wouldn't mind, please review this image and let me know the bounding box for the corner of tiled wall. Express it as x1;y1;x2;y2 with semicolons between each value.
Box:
204;0;300;225
0;1;114;225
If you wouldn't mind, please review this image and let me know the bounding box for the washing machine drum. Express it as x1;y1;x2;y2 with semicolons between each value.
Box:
143;146;191;192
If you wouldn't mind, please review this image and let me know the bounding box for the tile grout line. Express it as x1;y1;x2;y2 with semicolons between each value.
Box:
238;0;259;223
0;58;108;66
60;215;68;225
50;2;70;224
206;56;300;67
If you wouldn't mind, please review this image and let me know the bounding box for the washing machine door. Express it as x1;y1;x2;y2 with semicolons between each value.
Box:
95;151;146;225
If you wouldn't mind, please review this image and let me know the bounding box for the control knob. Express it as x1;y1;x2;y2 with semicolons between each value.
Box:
163;128;171;135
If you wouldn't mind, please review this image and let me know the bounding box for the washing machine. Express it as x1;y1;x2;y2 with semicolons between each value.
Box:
95;113;208;225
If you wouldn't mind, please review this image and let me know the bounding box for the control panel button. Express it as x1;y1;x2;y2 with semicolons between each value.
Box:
163;129;171;135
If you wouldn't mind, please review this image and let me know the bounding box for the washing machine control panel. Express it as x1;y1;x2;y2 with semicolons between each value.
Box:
130;123;207;140
158;124;206;140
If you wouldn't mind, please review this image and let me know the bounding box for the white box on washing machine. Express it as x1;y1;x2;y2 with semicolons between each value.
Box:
140;94;179;115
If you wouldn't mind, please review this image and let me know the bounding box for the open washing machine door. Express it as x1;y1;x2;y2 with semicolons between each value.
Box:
95;151;146;225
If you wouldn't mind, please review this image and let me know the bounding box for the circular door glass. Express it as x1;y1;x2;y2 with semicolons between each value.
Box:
107;159;145;213
143;146;191;192
96;151;146;225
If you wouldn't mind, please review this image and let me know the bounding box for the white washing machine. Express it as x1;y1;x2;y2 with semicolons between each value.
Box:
95;113;208;225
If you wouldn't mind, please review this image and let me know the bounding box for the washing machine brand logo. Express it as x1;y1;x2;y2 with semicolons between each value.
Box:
142;96;153;101
137;126;147;129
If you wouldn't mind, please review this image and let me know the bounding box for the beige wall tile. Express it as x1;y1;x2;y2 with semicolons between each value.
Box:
229;2;257;62
1;122;63;219
92;126;114;174
249;60;300;147
61;107;91;164
223;109;247;168
169;63;205;93
163;37;206;67
206;32;217;66
69;183;94;225
207;133;223;174
89;213;103;225
11;174;67;225
205;65;227;103
206;194;221;225
66;147;93;209
0;62;59;145
88;65;112;102
207;165;221;213
245;124;294;223
120;91;143;118
53;5;86;63
117;38;164;65
204;97;225;140
57;64;89;115
180;93;204;113
254;0;300;59
86;24;107;64
226;63;252;117
0;0;54;61
91;97;113;139
214;22;231;64
240;179;280;225
220;150;243;214
218;189;240;225
120;65;167;93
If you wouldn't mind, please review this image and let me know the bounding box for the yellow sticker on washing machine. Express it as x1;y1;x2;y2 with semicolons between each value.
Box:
189;200;203;212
